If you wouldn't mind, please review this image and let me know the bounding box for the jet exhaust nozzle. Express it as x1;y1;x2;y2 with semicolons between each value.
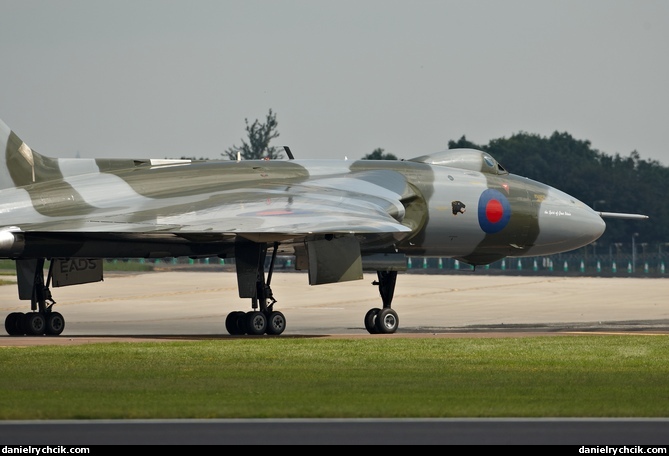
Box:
0;227;25;257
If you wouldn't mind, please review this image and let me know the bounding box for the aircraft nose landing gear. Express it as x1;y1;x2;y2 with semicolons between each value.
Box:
365;271;400;334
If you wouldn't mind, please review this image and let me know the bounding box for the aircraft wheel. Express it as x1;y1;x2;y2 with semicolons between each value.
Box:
266;311;286;336
375;308;399;334
46;312;65;336
23;312;46;336
5;312;24;336
246;311;267;336
226;311;247;336
364;308;380;334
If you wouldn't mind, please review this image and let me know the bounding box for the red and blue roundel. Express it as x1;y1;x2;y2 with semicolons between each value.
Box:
478;189;511;234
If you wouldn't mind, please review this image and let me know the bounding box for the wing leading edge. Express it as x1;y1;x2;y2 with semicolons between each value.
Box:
0;167;417;238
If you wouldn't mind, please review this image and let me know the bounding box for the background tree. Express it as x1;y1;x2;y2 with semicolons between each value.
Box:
223;109;283;160
362;147;397;160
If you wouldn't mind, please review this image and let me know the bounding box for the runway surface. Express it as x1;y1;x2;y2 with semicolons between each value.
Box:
2;418;669;445
1;271;668;445
1;270;668;343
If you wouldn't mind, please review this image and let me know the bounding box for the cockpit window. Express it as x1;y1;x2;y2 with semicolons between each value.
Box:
483;153;509;175
409;149;509;175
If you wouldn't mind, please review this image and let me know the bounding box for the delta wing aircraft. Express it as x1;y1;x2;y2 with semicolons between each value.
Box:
0;118;648;337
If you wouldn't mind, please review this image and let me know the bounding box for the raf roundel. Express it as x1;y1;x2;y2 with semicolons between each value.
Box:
477;189;511;234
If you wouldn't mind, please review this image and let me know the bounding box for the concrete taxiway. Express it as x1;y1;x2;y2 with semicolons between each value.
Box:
1;270;667;342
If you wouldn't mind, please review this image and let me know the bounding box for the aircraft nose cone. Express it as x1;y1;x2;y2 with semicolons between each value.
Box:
533;196;606;255
582;206;607;243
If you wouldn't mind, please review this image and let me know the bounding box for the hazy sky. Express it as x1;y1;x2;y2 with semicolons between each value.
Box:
2;0;668;167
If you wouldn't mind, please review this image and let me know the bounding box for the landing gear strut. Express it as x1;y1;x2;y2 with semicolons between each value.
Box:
4;258;65;336
225;242;286;336
364;270;399;334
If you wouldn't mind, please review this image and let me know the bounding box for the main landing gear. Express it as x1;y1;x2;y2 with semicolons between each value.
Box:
223;241;401;336
364;270;399;334
225;242;287;336
4;258;65;336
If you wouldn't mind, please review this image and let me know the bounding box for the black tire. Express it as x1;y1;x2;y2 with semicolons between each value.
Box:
245;311;267;336
266;311;286;336
5;312;24;336
45;312;65;336
23;312;46;336
364;308;380;334
375;308;399;334
225;311;246;335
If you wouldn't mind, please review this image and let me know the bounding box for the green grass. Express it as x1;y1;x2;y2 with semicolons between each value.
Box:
100;260;155;272
0;259;16;278
1;335;668;419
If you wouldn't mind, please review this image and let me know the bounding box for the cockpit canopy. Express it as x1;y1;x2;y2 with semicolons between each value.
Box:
409;149;508;175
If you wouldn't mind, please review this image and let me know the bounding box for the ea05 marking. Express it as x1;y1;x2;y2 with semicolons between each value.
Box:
478;189;511;234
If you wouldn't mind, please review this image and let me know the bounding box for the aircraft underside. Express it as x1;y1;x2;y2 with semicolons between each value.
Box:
3;237;404;337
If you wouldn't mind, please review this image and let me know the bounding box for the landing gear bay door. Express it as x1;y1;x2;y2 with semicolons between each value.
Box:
306;236;363;285
52;259;104;288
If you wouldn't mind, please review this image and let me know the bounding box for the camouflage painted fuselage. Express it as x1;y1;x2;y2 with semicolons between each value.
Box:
0;119;605;269
1;118;617;337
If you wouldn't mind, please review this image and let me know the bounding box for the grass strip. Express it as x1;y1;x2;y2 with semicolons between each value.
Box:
1;335;668;419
